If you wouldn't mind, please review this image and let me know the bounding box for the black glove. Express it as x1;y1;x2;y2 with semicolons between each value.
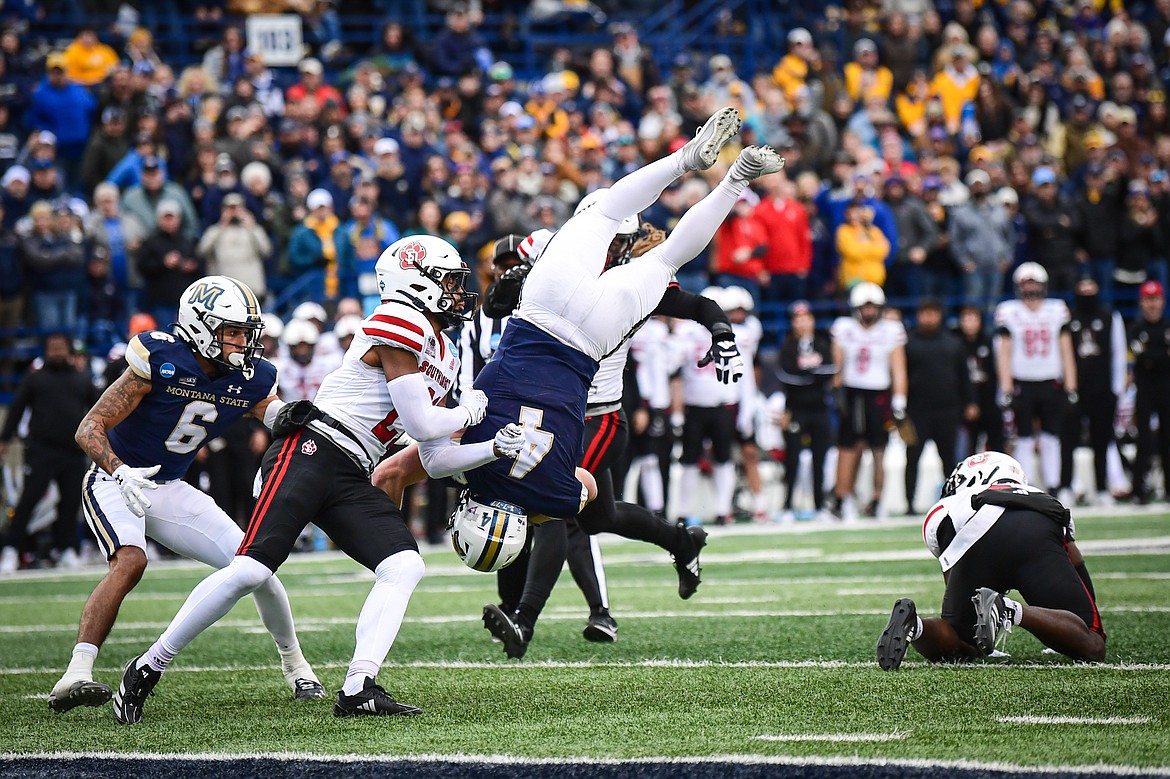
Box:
697;322;745;384
482;265;530;318
272;399;317;438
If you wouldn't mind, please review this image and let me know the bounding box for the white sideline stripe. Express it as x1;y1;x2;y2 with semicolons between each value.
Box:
755;732;910;742
2;751;1169;776
998;715;1154;726
5;605;1170;635
6;658;1170;677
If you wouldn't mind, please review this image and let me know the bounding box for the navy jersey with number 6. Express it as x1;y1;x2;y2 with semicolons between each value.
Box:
461;318;599;518
108;331;277;482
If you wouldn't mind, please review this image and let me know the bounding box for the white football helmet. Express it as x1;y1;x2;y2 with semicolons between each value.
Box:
849;281;885;324
282;318;319;346
175;275;264;378
375;235;477;327
333;314;361;341
701;285;727;310
575;188;641;268
260;312;284;341
722;285;754;313
1013;261;1048;300
449;492;528;573
942;451;1027;498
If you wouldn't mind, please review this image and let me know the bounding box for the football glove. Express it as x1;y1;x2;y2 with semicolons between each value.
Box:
492;423;525;459
459;389;489;427
112;464;161;517
996;389;1014;411
698;323;745;384
891;394;907;424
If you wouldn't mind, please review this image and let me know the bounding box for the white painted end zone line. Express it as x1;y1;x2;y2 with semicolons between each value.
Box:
998;715;1154;726
755;732;910;742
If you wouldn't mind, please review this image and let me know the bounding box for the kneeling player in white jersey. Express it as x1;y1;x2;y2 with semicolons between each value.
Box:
875;452;1105;670
51;275;323;717
116;237;526;721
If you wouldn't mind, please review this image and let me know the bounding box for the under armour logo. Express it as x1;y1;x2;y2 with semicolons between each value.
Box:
227;385;243;394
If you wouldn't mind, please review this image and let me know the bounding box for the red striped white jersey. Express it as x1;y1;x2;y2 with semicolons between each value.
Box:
311;302;458;470
275;352;342;402
830;317;906;390
994;299;1070;381
674;320;737;407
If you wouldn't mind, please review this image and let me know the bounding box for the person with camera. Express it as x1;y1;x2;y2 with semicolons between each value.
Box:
196;192;272;300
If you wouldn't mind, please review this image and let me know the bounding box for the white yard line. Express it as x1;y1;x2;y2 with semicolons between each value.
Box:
998;715;1154;726
754;732;910;742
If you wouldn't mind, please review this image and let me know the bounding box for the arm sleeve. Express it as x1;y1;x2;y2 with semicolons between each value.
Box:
653;285;730;332
417;435;498;479
386;373;470;442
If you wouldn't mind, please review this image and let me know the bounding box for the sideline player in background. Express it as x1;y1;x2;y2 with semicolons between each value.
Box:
995;262;1077;493
115;237;525;723
876;452;1105;670
50;276;323;715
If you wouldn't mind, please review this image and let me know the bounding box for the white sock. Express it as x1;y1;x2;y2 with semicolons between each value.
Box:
713;462;736;517
141;639;176;673
910;616;924;640
64;642;98;679
676;464;701;518
342;663;378;696
250;573;301;655
1038;433;1061;492
1016;437;1036;483
344;551;425;697
634;455;664;512
1003;596;1024;625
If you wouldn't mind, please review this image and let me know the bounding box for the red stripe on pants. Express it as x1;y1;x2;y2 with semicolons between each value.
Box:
238;431;302;555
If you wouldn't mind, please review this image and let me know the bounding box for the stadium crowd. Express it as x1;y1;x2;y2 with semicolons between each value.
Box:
2;0;1170;571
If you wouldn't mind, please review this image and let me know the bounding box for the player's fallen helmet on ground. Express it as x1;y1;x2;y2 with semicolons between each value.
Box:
575;188;641;269
1013;261;1049;300
941;451;1028;498
376;235;478;327
175;275;264;379
848;281;885;323
449;491;528;573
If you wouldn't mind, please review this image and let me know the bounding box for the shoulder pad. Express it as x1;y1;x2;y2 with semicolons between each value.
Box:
922;501;949;559
363;302;430;357
126;331;182;380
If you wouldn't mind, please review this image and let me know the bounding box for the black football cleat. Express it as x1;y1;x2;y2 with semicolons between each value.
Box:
333;676;421;717
673;524;708;600
876;598;919;671
972;587;1015;655
482;603;530;659
583;610;618;643
48;679;113;714
293;678;328;700
112;655;162;725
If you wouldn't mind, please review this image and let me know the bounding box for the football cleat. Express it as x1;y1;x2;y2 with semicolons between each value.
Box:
583;610;618;643
293;678;328;700
673;524;708;600
728;145;785;183
111;655;161;725
876;598;919;671
972;587;1016;655
333;677;421;717
679;106;742;171
48;678;113;714
482;603;530;659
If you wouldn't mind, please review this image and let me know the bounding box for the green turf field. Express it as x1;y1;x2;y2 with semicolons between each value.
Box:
1;511;1168;772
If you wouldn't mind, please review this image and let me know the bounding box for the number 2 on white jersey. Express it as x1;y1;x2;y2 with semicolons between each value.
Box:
164;400;219;454
509;406;554;480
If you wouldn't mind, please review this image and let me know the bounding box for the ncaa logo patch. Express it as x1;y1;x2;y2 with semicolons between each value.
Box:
397;240;427;269
159;362;176;379
301;439;318;456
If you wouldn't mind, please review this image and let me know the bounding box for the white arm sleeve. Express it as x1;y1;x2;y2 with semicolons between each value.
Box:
418;436;498;479
387;373;471;442
262;397;286;430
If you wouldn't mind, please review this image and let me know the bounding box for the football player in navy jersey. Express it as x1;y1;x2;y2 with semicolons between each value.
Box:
116;235;527;723
49;275;325;717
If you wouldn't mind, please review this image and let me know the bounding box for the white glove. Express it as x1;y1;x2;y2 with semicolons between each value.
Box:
492;423;525;459
112;464;161;517
459;389;489;426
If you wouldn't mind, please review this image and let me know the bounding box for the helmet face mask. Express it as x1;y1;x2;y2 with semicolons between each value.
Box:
176;276;264;378
1013;262;1048;302
849;281;885;325
376;236;478;327
449;491;528;573
941;451;1028;498
604;229;638;270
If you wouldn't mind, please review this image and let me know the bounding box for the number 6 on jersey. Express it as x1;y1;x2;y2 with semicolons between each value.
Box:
508;406;554;479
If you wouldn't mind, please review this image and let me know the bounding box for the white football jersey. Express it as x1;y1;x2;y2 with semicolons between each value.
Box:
630;318;673;410
830;317;907;390
311;302;458;470
588;339;633;405
994;299;1069;381
675;320;736;407
276;352;342;402
732;315;763;403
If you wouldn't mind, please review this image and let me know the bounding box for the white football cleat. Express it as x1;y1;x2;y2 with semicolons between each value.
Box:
679;106;742;171
729;145;786;184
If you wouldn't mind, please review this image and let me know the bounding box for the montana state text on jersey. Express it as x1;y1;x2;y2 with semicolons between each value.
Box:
113;331;277;481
